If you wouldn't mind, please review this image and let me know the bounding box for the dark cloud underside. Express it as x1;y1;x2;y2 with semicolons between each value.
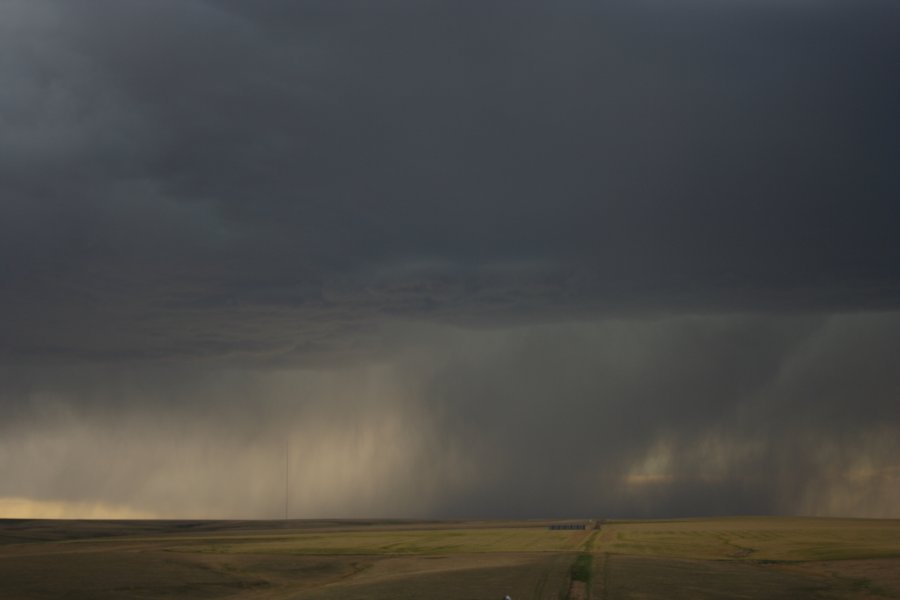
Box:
2;0;899;362
1;1;898;519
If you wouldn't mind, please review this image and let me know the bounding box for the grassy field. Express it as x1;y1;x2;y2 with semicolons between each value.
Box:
596;517;900;600
164;526;585;555
600;517;900;562
1;517;899;599
0;519;585;600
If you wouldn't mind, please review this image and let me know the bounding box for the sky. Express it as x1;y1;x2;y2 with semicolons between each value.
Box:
1;0;899;520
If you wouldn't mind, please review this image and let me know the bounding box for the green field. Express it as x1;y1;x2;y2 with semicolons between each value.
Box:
1;517;899;599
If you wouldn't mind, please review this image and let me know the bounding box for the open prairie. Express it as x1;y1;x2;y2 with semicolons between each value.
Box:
1;517;899;599
0;519;583;600
596;517;900;600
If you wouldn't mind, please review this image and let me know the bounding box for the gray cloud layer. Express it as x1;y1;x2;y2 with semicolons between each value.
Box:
2;0;899;362
1;1;899;518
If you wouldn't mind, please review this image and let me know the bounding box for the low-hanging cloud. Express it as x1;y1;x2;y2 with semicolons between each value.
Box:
3;313;899;519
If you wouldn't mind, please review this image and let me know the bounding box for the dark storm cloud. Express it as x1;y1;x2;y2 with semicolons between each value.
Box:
1;0;899;362
415;312;900;518
2;1;899;520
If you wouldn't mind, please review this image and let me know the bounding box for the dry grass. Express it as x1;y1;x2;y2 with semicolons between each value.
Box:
166;527;582;556
596;517;900;600
0;519;577;599
288;553;573;600
600;517;900;561
4;517;900;599
602;555;834;600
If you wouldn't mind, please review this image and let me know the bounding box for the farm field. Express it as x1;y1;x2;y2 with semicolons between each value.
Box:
0;519;585;600
596;517;900;600
1;517;899;599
